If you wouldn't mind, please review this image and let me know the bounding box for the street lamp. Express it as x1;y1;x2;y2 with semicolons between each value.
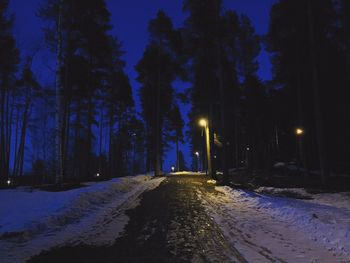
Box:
195;151;200;172
295;127;308;176
171;166;175;172
199;118;212;177
296;128;304;136
199;119;207;127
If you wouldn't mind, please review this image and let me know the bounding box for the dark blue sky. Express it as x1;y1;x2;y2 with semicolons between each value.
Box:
9;0;275;172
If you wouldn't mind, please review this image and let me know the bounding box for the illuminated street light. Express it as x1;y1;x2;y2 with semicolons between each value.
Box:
195;152;200;172
7;179;11;186
198;118;212;177
199;119;207;127
171;166;175;172
296;128;304;136
295;127;308;176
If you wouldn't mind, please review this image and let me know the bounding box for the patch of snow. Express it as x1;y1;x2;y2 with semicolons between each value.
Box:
273;162;286;168
207;180;217;185
171;171;206;176
256;186;312;198
198;186;350;262
0;174;165;263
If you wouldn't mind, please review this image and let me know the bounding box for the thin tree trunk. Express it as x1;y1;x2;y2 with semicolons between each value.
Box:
176;137;179;172
235;110;239;168
154;51;161;177
73;107;81;180
4;90;11;179
0;88;6;179
18;99;30;177
217;45;229;184
55;0;64;186
307;0;329;183
108;107;114;177
12;107;20;176
99;108;103;174
296;56;309;177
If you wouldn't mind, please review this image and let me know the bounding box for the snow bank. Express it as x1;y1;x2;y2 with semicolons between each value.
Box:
0;175;165;262
215;186;350;259
170;171;206;176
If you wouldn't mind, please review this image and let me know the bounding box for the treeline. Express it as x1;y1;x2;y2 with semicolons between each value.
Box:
143;0;350;183
0;0;147;185
181;0;350;183
1;0;350;185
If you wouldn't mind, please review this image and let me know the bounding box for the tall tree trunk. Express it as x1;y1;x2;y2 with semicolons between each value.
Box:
217;45;229;184
176;136;179;172
73;107;81;180
296;55;309;177
99;108;103;174
86;96;93;179
6;92;14;179
307;0;329;184
12;107;20;176
4;90;10;179
0;88;6;179
17;98;30;177
154;54;161;177
55;0;64;186
146;126;151;172
108;107;114;177
234;110;239;168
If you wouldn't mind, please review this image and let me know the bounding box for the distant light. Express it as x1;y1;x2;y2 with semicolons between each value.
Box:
296;128;304;136
246;147;250;151
199;119;207;127
195;152;199;156
171;166;175;172
7;179;11;186
96;173;100;177
214;155;217;159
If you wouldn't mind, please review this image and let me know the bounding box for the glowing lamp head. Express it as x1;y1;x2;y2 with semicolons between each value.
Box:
296;128;304;136
96;173;100;177
7;179;11;185
171;166;175;172
195;152;199;156
199;119;207;127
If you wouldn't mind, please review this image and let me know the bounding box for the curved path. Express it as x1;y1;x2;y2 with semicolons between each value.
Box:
30;174;244;263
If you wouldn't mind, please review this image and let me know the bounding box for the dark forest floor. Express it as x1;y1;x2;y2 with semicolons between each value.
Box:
228;168;350;194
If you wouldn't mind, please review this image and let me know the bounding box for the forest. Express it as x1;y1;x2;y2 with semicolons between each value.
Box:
1;0;350;187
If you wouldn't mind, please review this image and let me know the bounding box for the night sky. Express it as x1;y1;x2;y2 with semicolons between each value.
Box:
9;0;275;171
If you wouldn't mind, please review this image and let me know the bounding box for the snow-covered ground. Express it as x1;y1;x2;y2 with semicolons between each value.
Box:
0;175;165;263
198;183;350;263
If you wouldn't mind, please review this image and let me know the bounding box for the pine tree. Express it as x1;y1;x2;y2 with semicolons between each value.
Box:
0;0;19;182
183;0;222;179
168;105;184;172
137;11;178;176
267;0;338;182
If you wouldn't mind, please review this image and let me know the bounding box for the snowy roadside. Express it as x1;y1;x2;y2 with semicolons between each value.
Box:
0;174;165;263
197;183;350;263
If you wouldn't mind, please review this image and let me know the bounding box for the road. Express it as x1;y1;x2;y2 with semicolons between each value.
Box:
28;173;345;263
29;173;245;263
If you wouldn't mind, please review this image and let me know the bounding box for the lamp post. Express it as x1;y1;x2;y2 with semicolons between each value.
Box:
199;118;212;177
195;151;200;172
295;127;308;176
